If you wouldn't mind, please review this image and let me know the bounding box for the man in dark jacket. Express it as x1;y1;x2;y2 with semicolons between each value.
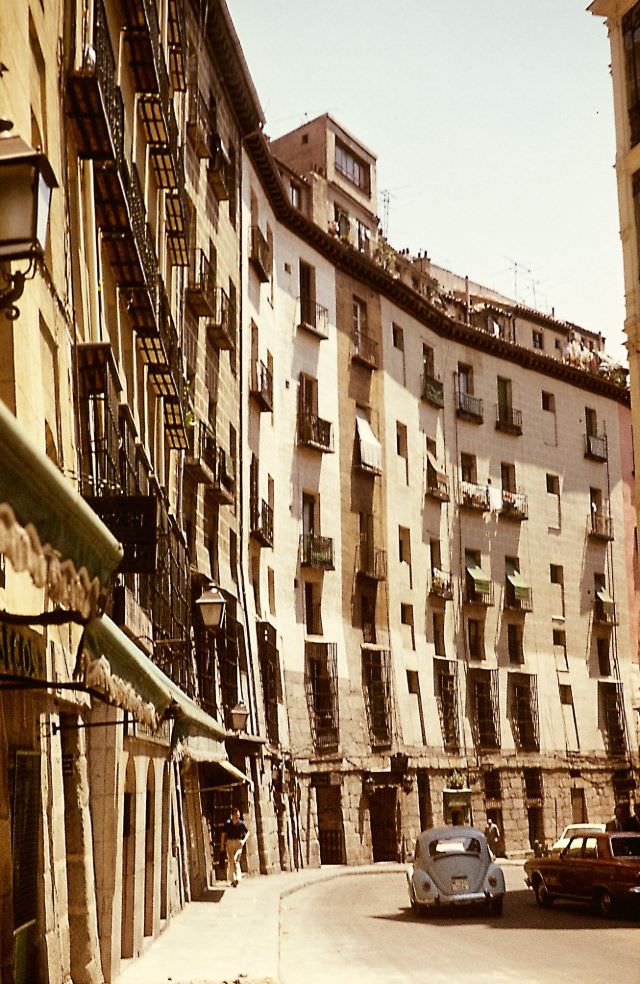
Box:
221;807;249;886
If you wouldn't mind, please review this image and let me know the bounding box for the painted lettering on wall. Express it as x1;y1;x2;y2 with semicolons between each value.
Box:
0;623;46;680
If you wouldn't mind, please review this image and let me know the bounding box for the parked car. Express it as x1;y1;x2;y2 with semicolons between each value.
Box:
549;823;606;854
524;831;640;916
406;826;506;916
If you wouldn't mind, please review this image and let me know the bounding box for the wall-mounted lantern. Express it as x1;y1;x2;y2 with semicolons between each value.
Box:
195;582;226;631
229;701;249;732
363;772;375;798
0;129;58;320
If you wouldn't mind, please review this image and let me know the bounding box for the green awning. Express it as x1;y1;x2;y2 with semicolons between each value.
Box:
467;565;490;594
0;399;123;616
83;616;226;742
507;572;530;600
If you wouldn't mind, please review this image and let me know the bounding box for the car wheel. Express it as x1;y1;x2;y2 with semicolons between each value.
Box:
408;884;418;913
534;878;553;908
594;889;614;918
489;897;504;917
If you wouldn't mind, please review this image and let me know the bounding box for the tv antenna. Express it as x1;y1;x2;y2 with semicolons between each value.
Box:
505;257;531;304
379;186;410;239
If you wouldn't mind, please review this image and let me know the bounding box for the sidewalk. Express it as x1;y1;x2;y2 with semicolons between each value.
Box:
118;858;526;984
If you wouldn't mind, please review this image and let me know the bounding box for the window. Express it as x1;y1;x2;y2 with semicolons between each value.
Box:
532;330;543;350
501;462;516;493
362;648;392;746
356;219;370;253
597;636;611;676
542;391;555;412
507;623;523;664
546;473;561;528
434;659;458;751
406;670;427;745
460;452;477;483
423;344;434;377
335;139;370;193
398;526;411;565
433;611;446;656
299;260;316;327
550;564;565;619
396;422;408;483
553;629;568;671
624;7;640;147
290;180;301;209
353;296;368;335
585;407;598;437
546;474;559;494
401;603;415;649
511;674;539;751
258;622;280;743
268;567;276;614
497;376;512;410
392;323;404;350
430;538;442;571
457;363;473;393
305;642;339;750
468;618;484;659
469;667;499;749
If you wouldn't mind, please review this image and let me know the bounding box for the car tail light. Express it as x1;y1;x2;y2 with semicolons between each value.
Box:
488;876;497;888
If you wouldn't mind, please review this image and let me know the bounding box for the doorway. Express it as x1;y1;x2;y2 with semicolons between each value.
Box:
369;786;399;861
121;758;136;959
315;785;345;864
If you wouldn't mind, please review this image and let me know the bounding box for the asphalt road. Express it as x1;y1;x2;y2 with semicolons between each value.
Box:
279;866;638;984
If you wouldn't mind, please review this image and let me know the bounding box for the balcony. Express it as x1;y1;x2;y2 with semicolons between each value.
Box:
250;225;272;283
429;568;453;600
464;568;494;606
66;0;123;161
206;287;236;350
585;432;608;462
356;537;387;581
422;373;444;408
501;490;528;522
250;498;274;547
426;462;449;502
165;185;189;268
208;135;233;201
455;385;483;423
184;420;217;485
187;86;213;158
589;510;614;541
351;330;378;369
298;299;329;339
250;360;273;412
495;404;523;435
167;0;186;91
594;590;617;626
300;534;335;569
459;480;489;511
298;412;333;452
208;446;235;506
186;249;216;317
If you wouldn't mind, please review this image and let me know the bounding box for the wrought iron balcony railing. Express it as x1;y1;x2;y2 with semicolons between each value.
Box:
455;384;483;423
208;134;233;201
206;287;236;350
186;249;216;317
298;412;333;452
356;537;387;580
589;510;614;541
351;330;378;369
299;298;329;338
250;360;273;412
585;432;608;462
185;420;217;484
208;446;235;505
300;534;335;569
422;372;445;408
250;225;272;283
187;86;214;158
495;403;523;435
429;568;453;600
501;490;528;521
250;498;274;547
459;480;489;511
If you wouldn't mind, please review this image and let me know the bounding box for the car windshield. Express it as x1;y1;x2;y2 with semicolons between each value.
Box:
610;837;640;858
428;836;481;857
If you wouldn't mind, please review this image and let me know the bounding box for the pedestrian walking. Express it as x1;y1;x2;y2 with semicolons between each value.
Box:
484;818;501;859
605;803;626;832
221;806;249;886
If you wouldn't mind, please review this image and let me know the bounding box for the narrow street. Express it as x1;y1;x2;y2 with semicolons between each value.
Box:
279;868;638;984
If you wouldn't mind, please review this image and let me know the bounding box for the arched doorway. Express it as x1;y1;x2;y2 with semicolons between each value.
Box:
144;761;155;938
160;763;170;921
121;757;136;959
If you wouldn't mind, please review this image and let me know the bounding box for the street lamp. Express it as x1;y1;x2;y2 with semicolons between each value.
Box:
195;582;226;631
0;129;58;320
229;702;249;732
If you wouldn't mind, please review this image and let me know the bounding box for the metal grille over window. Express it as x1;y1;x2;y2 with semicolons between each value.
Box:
469;667;500;749
434;658;459;751
362;647;393;747
11;751;41;931
258;621;280;744
600;681;627;755
305;642;339;752
509;673;540;751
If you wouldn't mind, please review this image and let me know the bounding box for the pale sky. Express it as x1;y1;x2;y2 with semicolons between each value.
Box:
226;1;626;362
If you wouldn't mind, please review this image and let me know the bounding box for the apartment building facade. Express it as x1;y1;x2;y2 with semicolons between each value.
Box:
242;109;639;864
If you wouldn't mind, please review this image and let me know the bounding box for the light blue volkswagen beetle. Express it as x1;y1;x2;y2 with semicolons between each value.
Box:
406;826;506;916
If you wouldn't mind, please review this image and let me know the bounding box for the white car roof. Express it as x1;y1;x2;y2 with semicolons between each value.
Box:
418;826;485;844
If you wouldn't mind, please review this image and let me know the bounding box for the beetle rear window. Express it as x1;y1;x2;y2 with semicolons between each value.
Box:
610;837;640;858
428;837;481;856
